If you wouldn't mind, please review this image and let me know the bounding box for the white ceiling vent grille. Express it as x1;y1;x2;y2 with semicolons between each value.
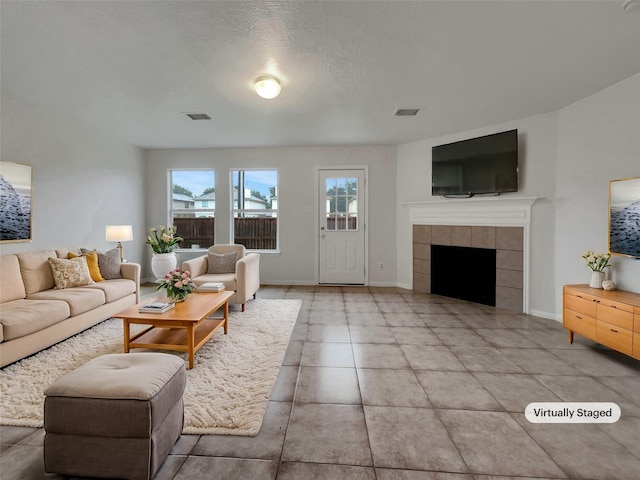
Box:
394;108;420;116
185;113;211;120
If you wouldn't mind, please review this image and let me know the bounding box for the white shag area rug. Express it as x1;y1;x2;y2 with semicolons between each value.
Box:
0;299;301;436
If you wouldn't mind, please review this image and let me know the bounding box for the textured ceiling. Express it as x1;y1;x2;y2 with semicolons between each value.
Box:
2;1;639;149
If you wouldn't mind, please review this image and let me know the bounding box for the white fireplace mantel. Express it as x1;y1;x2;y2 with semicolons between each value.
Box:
402;196;539;313
401;196;538;227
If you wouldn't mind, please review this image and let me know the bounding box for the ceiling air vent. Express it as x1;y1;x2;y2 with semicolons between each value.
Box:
394;108;420;116
185;113;211;120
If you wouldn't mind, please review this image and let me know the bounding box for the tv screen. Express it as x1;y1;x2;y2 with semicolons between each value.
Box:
432;129;518;196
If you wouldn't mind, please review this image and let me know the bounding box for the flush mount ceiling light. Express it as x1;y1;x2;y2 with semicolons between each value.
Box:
254;75;281;99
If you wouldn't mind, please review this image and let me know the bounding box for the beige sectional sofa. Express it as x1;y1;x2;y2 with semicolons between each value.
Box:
0;248;140;368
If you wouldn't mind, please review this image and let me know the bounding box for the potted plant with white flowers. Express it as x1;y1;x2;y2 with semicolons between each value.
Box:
581;250;611;289
147;225;183;280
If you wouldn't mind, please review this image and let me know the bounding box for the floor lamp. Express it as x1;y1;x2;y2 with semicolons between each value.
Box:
105;225;133;263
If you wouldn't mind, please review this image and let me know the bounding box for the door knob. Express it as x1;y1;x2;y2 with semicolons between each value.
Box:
320;234;326;239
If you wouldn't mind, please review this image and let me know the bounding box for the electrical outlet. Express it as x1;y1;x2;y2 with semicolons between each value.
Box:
379;262;384;269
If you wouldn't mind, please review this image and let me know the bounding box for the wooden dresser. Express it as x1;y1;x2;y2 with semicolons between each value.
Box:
563;284;640;360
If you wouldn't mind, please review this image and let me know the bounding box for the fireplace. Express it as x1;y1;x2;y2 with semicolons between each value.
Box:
404;197;537;313
431;245;497;306
413;224;523;311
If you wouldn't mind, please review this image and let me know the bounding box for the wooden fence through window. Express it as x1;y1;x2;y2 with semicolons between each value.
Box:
173;217;214;249
326;217;358;230
234;217;277;250
173;217;277;250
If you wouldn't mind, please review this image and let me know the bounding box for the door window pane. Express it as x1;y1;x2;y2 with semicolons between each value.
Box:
326;177;358;231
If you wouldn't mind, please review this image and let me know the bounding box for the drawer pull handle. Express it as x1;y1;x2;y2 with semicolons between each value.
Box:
611;305;617;309
576;315;583;320
610;329;618;333
577;295;583;299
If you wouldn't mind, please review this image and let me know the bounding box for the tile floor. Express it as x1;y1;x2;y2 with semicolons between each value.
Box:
2;285;640;479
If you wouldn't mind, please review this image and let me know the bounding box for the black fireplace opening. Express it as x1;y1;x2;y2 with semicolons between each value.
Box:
431;245;496;307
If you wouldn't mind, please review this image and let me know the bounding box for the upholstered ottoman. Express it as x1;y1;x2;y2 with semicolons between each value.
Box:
43;353;186;480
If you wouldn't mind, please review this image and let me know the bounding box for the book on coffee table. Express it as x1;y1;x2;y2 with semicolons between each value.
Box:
197;282;225;292
139;301;175;313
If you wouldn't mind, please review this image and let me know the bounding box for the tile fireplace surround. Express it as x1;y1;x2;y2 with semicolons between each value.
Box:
404;197;538;314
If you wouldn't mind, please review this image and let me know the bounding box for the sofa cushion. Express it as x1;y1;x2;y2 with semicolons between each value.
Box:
0;255;26;303
16;250;57;295
207;252;237;274
0;299;71;341
83;248;122;280
85;279;136;303
56;248;82;259
192;273;236;292
48;257;94;289
69;251;105;282
28;288;105;316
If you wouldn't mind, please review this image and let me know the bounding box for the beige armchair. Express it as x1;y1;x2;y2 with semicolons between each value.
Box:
181;244;260;312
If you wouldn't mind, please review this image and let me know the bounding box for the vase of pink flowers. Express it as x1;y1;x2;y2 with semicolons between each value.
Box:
157;268;196;303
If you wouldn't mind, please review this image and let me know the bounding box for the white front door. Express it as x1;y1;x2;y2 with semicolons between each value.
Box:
318;169;366;284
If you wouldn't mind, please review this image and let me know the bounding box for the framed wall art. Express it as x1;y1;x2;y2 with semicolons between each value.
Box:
0;161;33;243
608;175;640;258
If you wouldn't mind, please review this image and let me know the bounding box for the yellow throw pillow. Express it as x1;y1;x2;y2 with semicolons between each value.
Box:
69;251;105;282
48;257;94;289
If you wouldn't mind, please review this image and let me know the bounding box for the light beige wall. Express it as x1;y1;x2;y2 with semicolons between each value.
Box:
555;73;640;310
144;146;397;285
0;99;146;263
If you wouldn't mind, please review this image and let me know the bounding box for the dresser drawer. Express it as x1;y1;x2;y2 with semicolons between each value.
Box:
635;308;640;333
599;297;634;313
597;303;634;330
564;292;597;317
597;321;633;356
563;308;596;340
634;333;640;360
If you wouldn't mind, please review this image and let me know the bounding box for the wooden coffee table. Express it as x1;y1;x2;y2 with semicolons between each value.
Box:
115;290;234;369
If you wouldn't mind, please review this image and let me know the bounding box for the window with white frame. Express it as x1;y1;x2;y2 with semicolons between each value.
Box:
170;169;215;248
231;169;278;251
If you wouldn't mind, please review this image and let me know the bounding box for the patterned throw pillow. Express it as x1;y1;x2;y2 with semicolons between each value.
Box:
48;256;94;289
69;251;105;282
207;252;237;274
83;248;122;279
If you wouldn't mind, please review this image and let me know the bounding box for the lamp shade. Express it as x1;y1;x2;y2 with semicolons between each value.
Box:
105;225;133;242
254;75;281;99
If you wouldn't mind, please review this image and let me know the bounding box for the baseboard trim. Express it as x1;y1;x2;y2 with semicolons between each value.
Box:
529;308;560;322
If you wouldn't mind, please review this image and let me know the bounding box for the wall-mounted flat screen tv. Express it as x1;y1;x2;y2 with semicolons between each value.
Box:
609;176;640;258
432;129;518;196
